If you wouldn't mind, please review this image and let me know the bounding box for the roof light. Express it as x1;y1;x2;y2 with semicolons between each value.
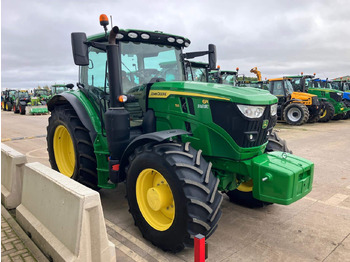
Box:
176;38;184;44
301;72;304;75
217;65;221;69
184;41;190;47
116;33;124;39
99;14;109;27
236;67;239;71
313;73;316;76
128;32;138;38
167;37;175;43
141;33;150;39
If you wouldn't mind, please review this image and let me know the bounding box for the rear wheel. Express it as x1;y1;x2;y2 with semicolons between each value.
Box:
126;142;222;252
47;105;99;188
318;101;335;122
1;101;4;110
283;103;309;125
343;100;350;119
13;104;19;114
226;131;292;208
307;108;320;123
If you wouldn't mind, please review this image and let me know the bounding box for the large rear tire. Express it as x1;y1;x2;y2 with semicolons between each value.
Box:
226;131;292;208
47;105;99;189
318;101;335;122
283;103;309;125
126;142;222;252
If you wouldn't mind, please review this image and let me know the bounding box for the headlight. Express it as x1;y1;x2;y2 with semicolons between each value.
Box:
237;104;265;118
270;104;277;116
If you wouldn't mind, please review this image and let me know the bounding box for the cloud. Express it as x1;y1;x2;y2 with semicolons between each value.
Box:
1;0;349;89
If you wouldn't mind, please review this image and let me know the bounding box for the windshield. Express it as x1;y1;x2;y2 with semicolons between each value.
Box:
285;80;294;95
35;90;48;96
331;82;342;90
54;87;67;94
120;42;184;93
221;73;236;85
187;66;207;82
312;81;322;88
304;78;312;88
343;83;350;91
18;92;29;98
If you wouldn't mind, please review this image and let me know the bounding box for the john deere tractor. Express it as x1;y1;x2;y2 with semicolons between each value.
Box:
268;78;321;125
330;79;350;119
1;89;16;111
287;74;350;122
47;16;314;252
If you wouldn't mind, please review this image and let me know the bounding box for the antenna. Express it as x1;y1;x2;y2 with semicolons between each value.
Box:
110;15;113;28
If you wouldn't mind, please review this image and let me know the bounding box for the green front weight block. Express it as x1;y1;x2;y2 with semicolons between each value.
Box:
251;151;314;205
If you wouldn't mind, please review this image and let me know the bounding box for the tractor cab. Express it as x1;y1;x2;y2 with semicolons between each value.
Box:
208;68;239;85
185;61;209;82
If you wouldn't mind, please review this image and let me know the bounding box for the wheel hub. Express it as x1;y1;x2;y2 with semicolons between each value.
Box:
147;185;173;211
287;107;302;122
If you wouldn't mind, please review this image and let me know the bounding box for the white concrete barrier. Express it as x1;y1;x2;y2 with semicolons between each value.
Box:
1;143;27;209
16;162;116;262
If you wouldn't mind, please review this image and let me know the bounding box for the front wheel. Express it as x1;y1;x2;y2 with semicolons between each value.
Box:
47;105;98;189
19;105;26;115
318;101;335;122
283;103;309;125
226;131;292;208
126;142;222;252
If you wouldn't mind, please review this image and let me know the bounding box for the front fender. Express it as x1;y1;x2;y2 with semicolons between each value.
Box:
48;92;97;143
117;129;191;182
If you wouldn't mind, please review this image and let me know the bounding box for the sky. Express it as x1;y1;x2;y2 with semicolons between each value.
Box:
1;0;350;90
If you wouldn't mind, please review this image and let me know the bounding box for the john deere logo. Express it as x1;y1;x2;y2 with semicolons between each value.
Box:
262;120;269;129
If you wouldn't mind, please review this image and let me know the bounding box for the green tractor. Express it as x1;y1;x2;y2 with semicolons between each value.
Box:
287;74;350;122
50;84;71;96
47;17;314;252
13;90;31;115
185;61;209;82
33;88;51;104
1;89;17;111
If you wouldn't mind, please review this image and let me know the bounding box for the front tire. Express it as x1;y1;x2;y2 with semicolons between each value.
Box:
318;101;335;122
47;105;98;189
126;142;222;252
283;103;309;125
226;131;292;208
19;105;26;115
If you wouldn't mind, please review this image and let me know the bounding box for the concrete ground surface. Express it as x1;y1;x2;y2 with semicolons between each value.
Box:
1;110;350;261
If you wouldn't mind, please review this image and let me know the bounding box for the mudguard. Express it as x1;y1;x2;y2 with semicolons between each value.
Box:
48;93;97;142
117;129;191;182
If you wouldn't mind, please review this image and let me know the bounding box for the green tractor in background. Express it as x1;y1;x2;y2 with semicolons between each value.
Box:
13;90;31;115
47;16;314;252
330;79;350;119
287;74;350;122
50;84;71;96
33;88;51;104
1;89;17;111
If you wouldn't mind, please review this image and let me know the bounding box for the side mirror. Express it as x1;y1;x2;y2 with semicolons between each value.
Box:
71;33;89;66
66;83;74;89
208;44;217;70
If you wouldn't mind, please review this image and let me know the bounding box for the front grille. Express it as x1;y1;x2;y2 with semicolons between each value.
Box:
210;100;277;148
330;92;342;102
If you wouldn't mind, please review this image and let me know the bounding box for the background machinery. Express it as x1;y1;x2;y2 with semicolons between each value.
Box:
1;89;16;111
47;16;314;252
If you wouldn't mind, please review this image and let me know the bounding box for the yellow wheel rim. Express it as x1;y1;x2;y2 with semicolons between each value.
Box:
237;180;253;192
321;109;327;118
5;103;8;110
136;168;175;231
53;125;75;177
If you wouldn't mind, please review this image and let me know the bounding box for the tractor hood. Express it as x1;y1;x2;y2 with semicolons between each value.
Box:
292;91;317;99
309;88;343;95
150;81;277;105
